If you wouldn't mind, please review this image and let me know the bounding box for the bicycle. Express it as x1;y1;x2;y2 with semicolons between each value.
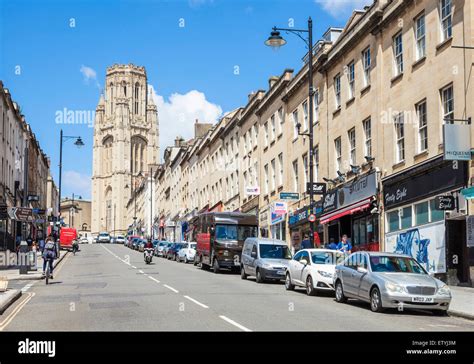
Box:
44;259;51;285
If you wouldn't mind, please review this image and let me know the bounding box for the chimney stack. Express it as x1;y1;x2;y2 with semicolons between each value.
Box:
268;76;279;89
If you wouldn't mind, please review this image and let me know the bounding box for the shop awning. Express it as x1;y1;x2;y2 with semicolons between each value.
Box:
320;198;372;225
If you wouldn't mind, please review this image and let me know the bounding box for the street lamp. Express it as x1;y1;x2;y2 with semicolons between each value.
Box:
133;171;143;235
265;17;317;247
58;129;84;224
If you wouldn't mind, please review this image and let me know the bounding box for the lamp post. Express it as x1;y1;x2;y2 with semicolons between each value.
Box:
133;171;143;235
58;129;84;224
150;167;153;240
265;17;316;247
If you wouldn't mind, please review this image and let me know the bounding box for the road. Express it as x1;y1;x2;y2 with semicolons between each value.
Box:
2;244;474;331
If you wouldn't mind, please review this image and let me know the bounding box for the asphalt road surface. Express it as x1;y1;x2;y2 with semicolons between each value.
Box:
3;244;474;331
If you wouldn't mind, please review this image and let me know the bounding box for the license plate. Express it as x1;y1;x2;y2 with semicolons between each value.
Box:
412;296;434;303
277;270;285;275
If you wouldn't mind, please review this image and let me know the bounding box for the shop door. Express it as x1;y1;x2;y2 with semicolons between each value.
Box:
446;219;469;284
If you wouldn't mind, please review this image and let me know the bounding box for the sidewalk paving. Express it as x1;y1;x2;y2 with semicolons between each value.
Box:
0;251;69;281
448;286;474;320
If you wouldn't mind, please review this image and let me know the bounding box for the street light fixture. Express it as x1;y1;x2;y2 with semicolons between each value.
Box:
58;129;84;225
266;17;317;247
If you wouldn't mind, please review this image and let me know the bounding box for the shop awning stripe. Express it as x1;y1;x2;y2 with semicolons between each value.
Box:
320;199;372;225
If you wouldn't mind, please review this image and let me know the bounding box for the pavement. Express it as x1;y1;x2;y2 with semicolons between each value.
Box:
447;286;474;320
0;244;473;331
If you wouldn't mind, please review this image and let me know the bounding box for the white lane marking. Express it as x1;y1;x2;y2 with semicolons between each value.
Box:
163;284;179;293
148;276;160;284
21;282;35;292
429;324;458;328
183;295;209;309
138;270;144;274
0;292;35;331
219;315;252;332
131;265;137;269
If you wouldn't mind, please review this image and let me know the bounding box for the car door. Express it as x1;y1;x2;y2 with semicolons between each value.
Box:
249;244;258;276
288;251;303;284
342;253;360;296
356;254;371;300
296;251;311;285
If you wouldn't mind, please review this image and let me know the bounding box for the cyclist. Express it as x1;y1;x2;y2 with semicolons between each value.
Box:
42;235;60;279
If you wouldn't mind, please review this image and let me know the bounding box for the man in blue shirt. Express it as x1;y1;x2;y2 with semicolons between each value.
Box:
300;234;312;250
327;238;338;250
337;234;352;254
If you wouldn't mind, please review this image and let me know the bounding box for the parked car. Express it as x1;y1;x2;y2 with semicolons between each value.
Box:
167;243;184;260
138;239;146;252
177;242;197;263
162;242;173;258
241;238;292;283
115;235;126;244
285;249;345;295
333;252;452;315
127;235;140;248
98;232;111;243
154;241;168;257
80;236;89;244
131;238;141;250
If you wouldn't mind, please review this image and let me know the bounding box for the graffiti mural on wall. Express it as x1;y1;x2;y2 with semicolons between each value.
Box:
385;221;446;273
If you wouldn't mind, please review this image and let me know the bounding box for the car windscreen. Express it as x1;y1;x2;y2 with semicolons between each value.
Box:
370;256;427;274
189;243;197;249
311;251;345;265
215;224;258;241
259;244;291;259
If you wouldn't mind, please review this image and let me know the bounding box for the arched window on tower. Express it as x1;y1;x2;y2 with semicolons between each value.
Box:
109;83;114;114
123;81;127;97
134;83;140;115
131;135;147;174
103;135;114;175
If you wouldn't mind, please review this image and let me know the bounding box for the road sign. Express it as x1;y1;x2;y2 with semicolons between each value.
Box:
280;192;299;200
27;195;39;202
8;207;33;222
32;208;46;215
0;204;7;220
308;214;316;223
306;182;326;195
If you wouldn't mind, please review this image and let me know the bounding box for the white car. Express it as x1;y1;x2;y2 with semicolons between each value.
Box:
80;236;89;244
285;249;346;296
115;235;126;244
98;232;111;243
177;242;197;263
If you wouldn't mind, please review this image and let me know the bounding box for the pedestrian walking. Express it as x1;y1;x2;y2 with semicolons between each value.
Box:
301;234;312;249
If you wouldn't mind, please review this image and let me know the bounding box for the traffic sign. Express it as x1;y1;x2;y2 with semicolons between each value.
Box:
306;182;326;195
8;207;33;222
280;192;299;200
308;214;317;223
32;208;46;215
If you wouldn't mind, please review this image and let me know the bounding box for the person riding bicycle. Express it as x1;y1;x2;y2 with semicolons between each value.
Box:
42;235;60;279
72;238;79;253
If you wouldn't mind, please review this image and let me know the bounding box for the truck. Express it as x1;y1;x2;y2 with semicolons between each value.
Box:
191;212;258;273
59;227;78;250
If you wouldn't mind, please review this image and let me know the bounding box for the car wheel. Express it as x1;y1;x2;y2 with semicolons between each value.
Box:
184;256;188;264
335;280;347;303
241;265;248;280
256;269;264;284
212;259;220;274
306;276;317;296
370;287;384;313
285;273;295;291
193;256;198;266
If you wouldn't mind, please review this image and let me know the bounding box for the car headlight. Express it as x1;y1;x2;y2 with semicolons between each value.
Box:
385;282;406;293
437;284;451;296
317;270;333;278
261;263;272;269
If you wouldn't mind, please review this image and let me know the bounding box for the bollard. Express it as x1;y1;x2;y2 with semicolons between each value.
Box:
18;241;28;275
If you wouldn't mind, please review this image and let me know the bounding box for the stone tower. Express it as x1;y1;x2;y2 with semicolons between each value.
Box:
91;64;159;235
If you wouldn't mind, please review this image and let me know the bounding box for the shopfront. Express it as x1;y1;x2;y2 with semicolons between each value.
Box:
288;202;323;250
270;201;287;241
382;156;469;283
320;171;379;251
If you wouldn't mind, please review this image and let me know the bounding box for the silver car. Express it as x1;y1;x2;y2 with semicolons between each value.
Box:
241;238;291;283
334;252;451;315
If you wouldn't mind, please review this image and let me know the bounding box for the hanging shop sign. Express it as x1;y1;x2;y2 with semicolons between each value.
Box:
435;195;456;211
280;192;299;200
443;123;472;161
306;182;326;195
270;201;287;225
245;186;260;196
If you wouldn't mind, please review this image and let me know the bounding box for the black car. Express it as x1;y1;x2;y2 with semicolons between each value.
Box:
167;243;184;261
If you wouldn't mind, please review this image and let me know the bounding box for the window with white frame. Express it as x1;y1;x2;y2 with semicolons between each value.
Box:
394;112;405;162
264;164;269;194
347;61;355;99
362;47;371;86
363;118;372;157
393;32;404;76
278;153;283;186
313;89;319;123
441;84;454;123
348;128;356;165
303;154;308;187
302;101;308;131
440;0;453;42
416;100;428;152
252;123;258;146
313;146;319;182
277;107;284;136
334;74;341;108
334;137;342;173
415;13;426;60
270;114;276;142
271;158;276;191
292;160;298;192
264;122;269;147
292;110;299;139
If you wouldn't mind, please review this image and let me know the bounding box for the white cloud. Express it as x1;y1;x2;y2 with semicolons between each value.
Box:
149;86;222;160
63;170;91;199
80;65;100;89
315;0;373;18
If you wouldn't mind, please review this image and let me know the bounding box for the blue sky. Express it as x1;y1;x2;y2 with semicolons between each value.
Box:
0;0;371;199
